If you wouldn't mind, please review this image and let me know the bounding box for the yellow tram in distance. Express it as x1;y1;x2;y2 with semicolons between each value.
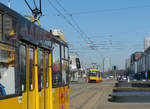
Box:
88;68;102;83
0;3;69;109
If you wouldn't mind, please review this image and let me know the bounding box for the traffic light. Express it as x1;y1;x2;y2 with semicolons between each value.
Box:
114;66;116;70
113;65;117;70
76;58;81;69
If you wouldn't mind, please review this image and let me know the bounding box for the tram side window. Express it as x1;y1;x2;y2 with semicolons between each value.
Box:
65;47;69;84
20;45;26;92
62;60;68;85
38;49;44;91
62;46;65;59
3;15;17;42
0;14;2;41
29;48;34;91
62;46;69;85
53;43;61;86
65;47;68;59
0;43;19;97
98;72;100;77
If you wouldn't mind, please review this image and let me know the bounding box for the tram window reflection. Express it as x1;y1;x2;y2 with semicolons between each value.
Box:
90;72;97;76
19;45;26;92
61;46;69;85
62;60;68;85
53;43;61;86
38;49;44;91
0;14;2;41
65;47;69;84
0;43;19;96
62;46;65;59
29;48;34;91
3;15;17;43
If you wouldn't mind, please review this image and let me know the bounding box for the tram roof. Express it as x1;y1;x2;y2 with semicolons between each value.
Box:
0;2;68;48
90;69;101;72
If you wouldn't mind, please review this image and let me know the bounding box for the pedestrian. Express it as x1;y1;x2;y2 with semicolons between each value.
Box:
83;73;87;82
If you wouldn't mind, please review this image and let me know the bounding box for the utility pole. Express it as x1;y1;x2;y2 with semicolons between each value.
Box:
7;0;11;8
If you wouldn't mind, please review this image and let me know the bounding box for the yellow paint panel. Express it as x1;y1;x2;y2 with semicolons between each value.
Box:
28;91;36;109
22;92;27;109
90;76;97;80
39;89;45;109
52;86;70;109
53;87;60;109
0;96;22;109
90;69;101;72
45;88;50;109
65;86;70;109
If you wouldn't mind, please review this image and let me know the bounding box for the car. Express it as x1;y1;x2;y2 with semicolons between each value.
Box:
142;79;146;81
106;77;110;79
109;75;113;78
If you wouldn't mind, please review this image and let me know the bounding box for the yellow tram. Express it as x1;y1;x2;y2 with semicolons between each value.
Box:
0;3;69;109
88;68;102;83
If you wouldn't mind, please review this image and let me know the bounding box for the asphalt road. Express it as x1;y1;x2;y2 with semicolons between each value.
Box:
70;79;150;109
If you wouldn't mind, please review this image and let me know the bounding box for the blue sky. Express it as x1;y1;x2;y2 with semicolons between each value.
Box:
1;0;150;69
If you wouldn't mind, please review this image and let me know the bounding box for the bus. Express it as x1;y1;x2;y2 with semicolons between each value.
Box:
88;68;102;83
0;3;69;109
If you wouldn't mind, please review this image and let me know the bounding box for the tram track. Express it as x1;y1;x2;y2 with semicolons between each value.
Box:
77;84;108;109
77;90;98;109
70;80;115;109
70;82;105;109
70;79;150;109
70;83;102;100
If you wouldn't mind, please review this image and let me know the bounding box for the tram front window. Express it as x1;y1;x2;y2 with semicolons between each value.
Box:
90;72;97;76
0;43;19;97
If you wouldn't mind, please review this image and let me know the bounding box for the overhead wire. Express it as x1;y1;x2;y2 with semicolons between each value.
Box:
71;5;150;15
51;0;144;52
24;0;42;19
47;0;144;63
32;0;37;8
24;0;33;12
47;0;89;43
54;0;95;48
55;0;93;42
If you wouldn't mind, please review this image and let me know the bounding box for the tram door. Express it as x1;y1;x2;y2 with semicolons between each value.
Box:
28;46;35;109
44;51;50;109
96;71;99;81
38;50;51;109
98;71;100;80
20;44;36;109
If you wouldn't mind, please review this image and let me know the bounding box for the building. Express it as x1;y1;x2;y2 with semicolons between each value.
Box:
125;58;130;74
130;52;142;74
0;15;2;40
103;57;111;72
69;56;82;81
144;37;150;50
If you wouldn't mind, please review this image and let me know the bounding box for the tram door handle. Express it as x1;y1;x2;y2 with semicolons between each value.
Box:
22;84;25;92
